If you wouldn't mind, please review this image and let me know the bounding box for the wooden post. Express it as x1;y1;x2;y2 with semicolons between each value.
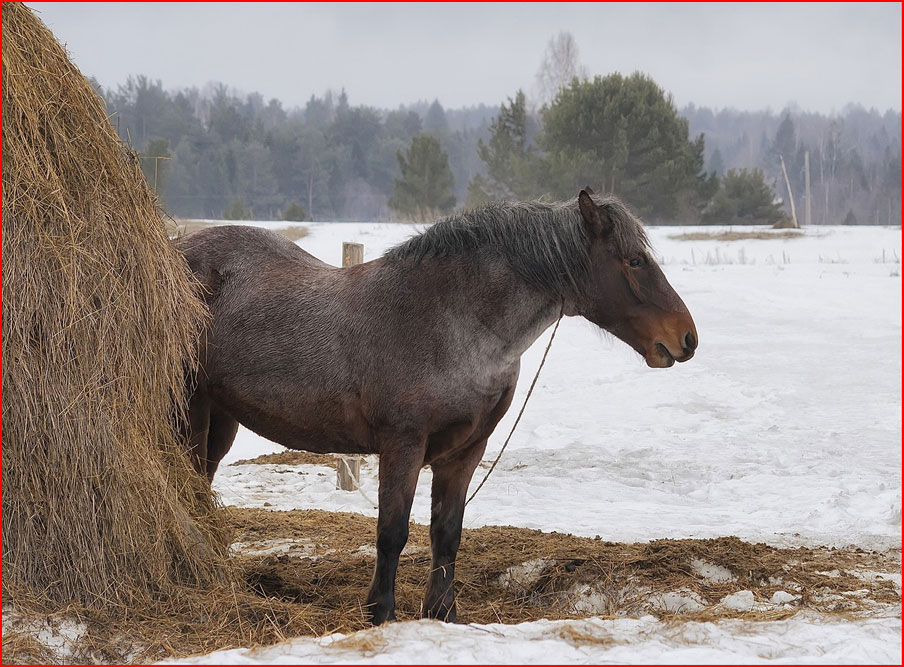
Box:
337;242;364;492
342;241;364;267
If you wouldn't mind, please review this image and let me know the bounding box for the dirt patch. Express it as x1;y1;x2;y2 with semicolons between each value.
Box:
231;450;342;467
669;230;804;241
228;508;900;629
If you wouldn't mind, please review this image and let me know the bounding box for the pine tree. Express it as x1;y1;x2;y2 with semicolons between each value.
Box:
388;134;456;221
701;169;783;225
471;90;537;200
539;73;709;220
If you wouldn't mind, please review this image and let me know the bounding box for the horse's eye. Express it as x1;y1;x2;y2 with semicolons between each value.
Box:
629;257;643;268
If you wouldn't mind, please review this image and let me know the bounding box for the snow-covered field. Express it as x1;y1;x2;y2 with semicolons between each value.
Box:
188;220;900;664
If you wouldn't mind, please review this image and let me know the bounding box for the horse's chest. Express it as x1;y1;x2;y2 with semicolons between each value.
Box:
422;380;517;464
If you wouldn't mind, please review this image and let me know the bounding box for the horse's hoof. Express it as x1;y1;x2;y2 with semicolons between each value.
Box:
368;605;396;625
423;603;457;623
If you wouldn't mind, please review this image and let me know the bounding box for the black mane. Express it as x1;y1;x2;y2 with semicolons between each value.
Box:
387;195;650;295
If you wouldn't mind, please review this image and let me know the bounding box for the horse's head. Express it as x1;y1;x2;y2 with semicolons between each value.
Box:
569;189;697;368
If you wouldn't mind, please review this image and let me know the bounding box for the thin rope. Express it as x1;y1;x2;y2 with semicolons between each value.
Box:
466;300;565;506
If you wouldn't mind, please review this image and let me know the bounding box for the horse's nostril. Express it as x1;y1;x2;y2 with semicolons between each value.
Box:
683;330;697;351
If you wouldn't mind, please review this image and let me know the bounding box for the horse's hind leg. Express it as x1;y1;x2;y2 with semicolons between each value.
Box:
205;404;239;481
366;431;427;625
423;440;487;621
183;383;211;478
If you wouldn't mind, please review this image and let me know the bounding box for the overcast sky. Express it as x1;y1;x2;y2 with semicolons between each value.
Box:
27;2;902;114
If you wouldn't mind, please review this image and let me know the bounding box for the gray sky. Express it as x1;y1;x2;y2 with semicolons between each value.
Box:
27;2;902;113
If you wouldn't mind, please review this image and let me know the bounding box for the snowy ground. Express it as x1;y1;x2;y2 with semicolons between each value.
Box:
170;614;901;664
189;220;900;664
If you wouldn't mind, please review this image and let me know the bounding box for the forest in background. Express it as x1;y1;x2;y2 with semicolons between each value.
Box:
97;34;901;226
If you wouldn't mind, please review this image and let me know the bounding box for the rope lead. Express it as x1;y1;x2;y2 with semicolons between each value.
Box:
466;300;565;506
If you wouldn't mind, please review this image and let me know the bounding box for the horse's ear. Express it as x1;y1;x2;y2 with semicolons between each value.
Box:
578;189;608;237
583;185;595;196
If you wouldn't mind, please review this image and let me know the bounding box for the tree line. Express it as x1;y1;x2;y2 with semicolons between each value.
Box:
686;104;901;226
99;70;900;226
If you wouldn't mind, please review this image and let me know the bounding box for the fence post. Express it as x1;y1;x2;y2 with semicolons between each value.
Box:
337;242;364;492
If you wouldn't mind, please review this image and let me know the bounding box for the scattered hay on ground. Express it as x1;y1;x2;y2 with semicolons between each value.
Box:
4;507;899;663
232;450;341;467
669;230;805;241
227;508;900;629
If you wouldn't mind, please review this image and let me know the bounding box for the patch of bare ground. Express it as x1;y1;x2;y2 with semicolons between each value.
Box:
231;450;341;467
166;219;309;242
669;230;804;241
229;508;900;628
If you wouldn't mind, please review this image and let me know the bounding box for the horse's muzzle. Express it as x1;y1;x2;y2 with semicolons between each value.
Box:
647;329;697;368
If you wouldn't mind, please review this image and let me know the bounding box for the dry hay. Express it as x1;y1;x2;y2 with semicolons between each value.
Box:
0;5;330;664
669;230;804;242
2;0;228;606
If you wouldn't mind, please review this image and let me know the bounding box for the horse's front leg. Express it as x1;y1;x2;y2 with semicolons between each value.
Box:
366;431;426;625
423;439;487;621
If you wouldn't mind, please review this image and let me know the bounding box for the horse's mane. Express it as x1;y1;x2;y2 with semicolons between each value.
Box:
386;195;650;295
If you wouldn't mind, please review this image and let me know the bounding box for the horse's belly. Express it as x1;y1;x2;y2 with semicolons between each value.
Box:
212;388;373;455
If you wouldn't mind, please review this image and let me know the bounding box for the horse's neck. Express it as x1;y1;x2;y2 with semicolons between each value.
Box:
413;256;561;362
482;288;560;360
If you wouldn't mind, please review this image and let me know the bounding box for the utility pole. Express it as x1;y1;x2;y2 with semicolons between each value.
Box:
138;155;171;194
780;154;799;228
804;151;812;226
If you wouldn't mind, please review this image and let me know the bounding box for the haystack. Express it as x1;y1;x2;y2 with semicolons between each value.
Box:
2;2;228;609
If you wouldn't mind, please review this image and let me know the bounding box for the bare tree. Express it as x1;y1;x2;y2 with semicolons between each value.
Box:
534;31;588;106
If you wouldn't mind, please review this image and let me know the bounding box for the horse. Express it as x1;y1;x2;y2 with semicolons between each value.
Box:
174;189;697;625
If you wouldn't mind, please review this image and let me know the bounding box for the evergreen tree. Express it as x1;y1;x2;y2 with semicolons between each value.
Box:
282;202;306;221
424;99;449;136
709;147;725;175
771;113;797;162
701;168;783;225
471;90;537;200
389;134;456;221
539;73;709;221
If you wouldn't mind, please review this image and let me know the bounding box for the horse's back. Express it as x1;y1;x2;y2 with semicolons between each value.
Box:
175;225;331;295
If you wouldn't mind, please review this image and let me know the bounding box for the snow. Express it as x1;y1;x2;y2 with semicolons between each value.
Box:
720;590;756;611
168;615;902;665
691;559;736;584
771;590;800;605
189;221;900;664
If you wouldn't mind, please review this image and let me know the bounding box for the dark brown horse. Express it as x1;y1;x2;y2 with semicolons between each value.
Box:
175;190;697;625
